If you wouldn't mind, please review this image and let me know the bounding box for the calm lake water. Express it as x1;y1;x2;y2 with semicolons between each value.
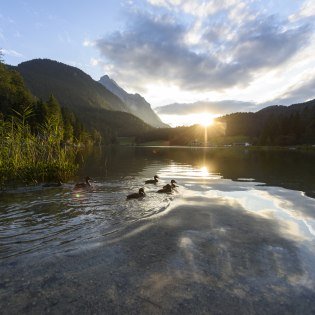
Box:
1;146;315;314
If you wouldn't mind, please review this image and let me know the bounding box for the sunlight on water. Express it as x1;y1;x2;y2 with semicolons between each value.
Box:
1;148;315;260
1;147;315;313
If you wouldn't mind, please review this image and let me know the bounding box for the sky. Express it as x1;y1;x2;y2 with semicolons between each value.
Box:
1;0;315;126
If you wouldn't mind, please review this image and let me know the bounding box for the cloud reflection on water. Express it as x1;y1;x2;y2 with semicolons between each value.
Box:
1;147;315;313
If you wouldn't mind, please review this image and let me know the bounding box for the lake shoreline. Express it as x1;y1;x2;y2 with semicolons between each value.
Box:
2;144;315;190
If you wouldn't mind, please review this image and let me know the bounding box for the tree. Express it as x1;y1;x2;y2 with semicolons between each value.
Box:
0;62;34;116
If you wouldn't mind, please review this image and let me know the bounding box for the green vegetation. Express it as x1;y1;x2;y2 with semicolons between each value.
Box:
0;56;94;186
0;56;156;186
0;106;77;186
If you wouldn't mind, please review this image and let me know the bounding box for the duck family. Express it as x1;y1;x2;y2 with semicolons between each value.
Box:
44;174;177;200
127;177;178;200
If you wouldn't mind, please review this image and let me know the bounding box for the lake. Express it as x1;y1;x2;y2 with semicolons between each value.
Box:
1;146;315;314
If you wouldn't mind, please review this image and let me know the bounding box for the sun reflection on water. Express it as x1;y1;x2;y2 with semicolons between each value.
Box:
159;163;221;181
199;166;209;177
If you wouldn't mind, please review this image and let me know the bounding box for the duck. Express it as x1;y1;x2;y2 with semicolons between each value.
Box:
157;184;173;193
145;175;159;184
42;180;62;188
163;179;177;189
74;176;93;189
127;188;145;200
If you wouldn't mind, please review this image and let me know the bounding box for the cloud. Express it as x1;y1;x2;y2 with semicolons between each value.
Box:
263;74;315;106
83;39;95;47
155;100;259;115
147;0;239;17
291;0;315;20
1;48;24;58
95;4;313;93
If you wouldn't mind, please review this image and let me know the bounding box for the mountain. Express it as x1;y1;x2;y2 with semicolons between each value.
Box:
252;99;315;122
217;98;315;144
99;75;169;128
15;59;153;137
16;59;129;112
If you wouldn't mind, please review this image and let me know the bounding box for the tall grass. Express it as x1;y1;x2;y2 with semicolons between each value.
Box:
0;106;77;187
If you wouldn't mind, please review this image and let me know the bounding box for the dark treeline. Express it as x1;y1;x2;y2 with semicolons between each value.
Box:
137;100;315;146
135;124;224;145
218;100;315;145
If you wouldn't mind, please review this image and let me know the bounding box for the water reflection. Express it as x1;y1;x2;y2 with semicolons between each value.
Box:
1;146;315;313
1;146;315;258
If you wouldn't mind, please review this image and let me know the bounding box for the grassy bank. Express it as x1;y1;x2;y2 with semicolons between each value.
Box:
0;107;77;187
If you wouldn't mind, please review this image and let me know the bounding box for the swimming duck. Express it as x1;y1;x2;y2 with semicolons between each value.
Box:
42;180;62;188
74;176;92;189
163;179;177;189
145;175;159;184
157;184;172;193
127;188;145;200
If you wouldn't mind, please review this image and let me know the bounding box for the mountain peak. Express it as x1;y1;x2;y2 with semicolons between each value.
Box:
99;74;125;95
14;58;153;138
16;58;140;115
99;75;169;128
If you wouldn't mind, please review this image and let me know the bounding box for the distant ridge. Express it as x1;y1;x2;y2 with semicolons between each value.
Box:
217;98;315;144
15;59;153;137
99;75;169;128
17;59;129;112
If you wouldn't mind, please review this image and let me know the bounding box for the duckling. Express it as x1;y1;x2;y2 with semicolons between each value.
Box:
127;188;145;200
42;180;62;188
74;176;92;189
163;179;177;189
145;175;159;184
157;184;172;193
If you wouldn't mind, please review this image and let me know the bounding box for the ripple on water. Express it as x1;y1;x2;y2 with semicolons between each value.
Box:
0;178;175;259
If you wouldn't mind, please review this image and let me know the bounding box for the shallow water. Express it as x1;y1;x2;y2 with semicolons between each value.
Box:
1;146;315;314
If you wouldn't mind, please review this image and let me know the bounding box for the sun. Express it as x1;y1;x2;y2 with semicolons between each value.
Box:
158;112;218;127
197;112;215;127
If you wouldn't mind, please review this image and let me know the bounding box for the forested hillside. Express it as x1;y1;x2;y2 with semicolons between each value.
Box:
218;99;315;145
14;59;153;138
16;59;128;112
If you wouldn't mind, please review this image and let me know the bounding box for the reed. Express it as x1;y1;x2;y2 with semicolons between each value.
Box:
0;106;77;187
